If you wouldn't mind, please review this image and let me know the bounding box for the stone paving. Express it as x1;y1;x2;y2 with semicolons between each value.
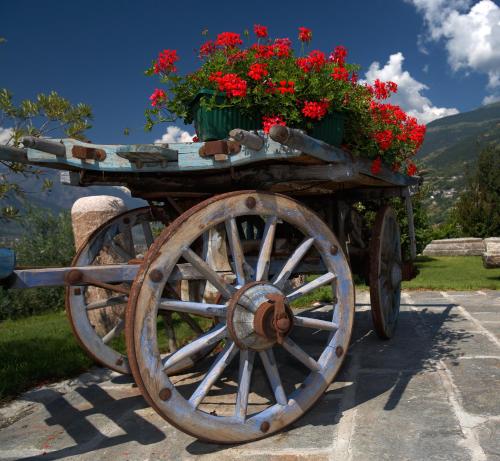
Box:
1;290;499;461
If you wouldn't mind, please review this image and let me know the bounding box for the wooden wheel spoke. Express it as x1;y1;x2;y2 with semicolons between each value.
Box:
286;272;336;302
158;299;226;318
271;237;315;289
282;337;321;372
255;216;278;282
162;324;227;371
259;348;287;406
121;224;136;258
189;342;238;409
85;295;128;311
106;239;133;262
292;316;338;331
235;350;255;421
225;218;247;287
181;248;235;299
102;319;125;344
142;221;155;248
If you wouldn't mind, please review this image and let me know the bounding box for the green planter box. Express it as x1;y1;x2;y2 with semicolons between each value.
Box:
309;111;345;147
191;90;261;141
191;90;345;146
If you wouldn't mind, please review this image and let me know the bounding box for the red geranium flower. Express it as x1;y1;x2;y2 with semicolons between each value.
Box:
277;80;295;94
215;32;243;48
298;27;312;43
407;162;417;176
149;88;166;107
273;38;292;57
192;135;199;142
154;49;179;74
297;50;326;72
332;66;349;81
371;157;382;174
374;129;394;151
262;115;286;133
248;63;268;81
373;79;398;100
254;24;268;38
330;46;347;66
302;100;329;120
199;40;216;58
209;72;247;98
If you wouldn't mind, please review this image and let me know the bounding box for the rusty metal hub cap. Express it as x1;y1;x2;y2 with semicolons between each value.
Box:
227;282;294;351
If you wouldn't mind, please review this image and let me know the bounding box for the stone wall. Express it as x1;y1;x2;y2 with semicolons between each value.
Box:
483;237;500;268
422;238;486;257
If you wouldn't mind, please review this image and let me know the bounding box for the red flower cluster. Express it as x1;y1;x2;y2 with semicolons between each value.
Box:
248;63;268;81
273;38;292;57
371;156;382;174
297;50;326;72
149;88;166;107
277;80;295;94
154;49;179;74
254;24;268;38
406;162;417;176
374;130;394;151
330;46;347;66
215;32;243;48
298;27;312;43
373;79;398;100
332;66;349;81
209;71;247;97
302;100;329;120
262;115;286;133
199;40;216;58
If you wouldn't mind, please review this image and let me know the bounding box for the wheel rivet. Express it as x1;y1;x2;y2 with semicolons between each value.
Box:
159;388;172;401
276;317;291;332
116;357;124;366
330;245;338;255
66;269;83;285
260;421;270;433
246;196;256;209
335;346;344;357
74;288;81;296
149;269;163;283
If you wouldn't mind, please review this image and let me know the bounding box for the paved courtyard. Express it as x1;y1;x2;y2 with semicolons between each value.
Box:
1;290;499;461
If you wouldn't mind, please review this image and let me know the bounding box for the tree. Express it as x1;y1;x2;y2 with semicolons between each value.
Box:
453;146;500;237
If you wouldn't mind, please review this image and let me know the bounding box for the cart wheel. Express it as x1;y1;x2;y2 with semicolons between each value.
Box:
66;206;213;374
126;191;354;443
369;205;402;339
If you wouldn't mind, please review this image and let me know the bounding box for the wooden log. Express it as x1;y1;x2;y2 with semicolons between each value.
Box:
229;129;265;151
269;125;352;164
22;136;66;157
0;145;29;163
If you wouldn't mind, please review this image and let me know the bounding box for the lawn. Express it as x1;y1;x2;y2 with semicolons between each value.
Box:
1;256;499;402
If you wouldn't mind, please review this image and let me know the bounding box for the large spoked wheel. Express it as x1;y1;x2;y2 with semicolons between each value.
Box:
66;206;212;374
369;205;402;339
126;191;354;443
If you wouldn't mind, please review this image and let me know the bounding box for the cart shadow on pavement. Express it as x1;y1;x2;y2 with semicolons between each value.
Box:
15;300;473;460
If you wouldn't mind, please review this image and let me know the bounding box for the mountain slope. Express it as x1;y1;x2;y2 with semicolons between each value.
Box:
417;102;500;223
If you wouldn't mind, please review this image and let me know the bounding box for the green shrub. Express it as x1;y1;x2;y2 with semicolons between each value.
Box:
0;206;74;320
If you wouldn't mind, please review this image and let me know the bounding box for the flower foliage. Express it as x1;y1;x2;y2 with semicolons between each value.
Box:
145;26;426;175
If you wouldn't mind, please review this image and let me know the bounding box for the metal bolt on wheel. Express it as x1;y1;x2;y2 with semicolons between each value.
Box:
126;191;355;443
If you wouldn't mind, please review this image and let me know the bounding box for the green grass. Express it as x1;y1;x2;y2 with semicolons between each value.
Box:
0;310;93;403
403;256;500;290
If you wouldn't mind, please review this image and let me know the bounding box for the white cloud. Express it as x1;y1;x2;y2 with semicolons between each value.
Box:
408;0;500;98
0;127;13;145
483;93;500;104
155;126;193;144
364;52;459;124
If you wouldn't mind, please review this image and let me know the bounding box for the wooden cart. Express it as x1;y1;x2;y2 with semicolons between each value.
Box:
0;126;420;443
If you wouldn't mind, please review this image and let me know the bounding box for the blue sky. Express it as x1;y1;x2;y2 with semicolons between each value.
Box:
1;0;499;144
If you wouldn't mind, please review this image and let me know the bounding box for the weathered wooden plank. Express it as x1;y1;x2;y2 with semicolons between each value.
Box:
0;145;29;163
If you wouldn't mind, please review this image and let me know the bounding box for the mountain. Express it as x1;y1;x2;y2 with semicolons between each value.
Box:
417;101;500;223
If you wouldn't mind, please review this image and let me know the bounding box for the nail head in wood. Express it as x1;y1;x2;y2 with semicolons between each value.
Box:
74;288;82;296
335;346;344;357
260;421;270;432
149;269;164;283
159;388;172;401
66;269;83;285
246;196;256;209
116;357;124;366
330;245;339;255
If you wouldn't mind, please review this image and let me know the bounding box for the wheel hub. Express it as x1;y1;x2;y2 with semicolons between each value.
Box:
227;282;294;350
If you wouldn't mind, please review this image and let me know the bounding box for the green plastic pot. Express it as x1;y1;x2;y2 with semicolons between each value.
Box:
191;90;261;141
309;111;345;147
